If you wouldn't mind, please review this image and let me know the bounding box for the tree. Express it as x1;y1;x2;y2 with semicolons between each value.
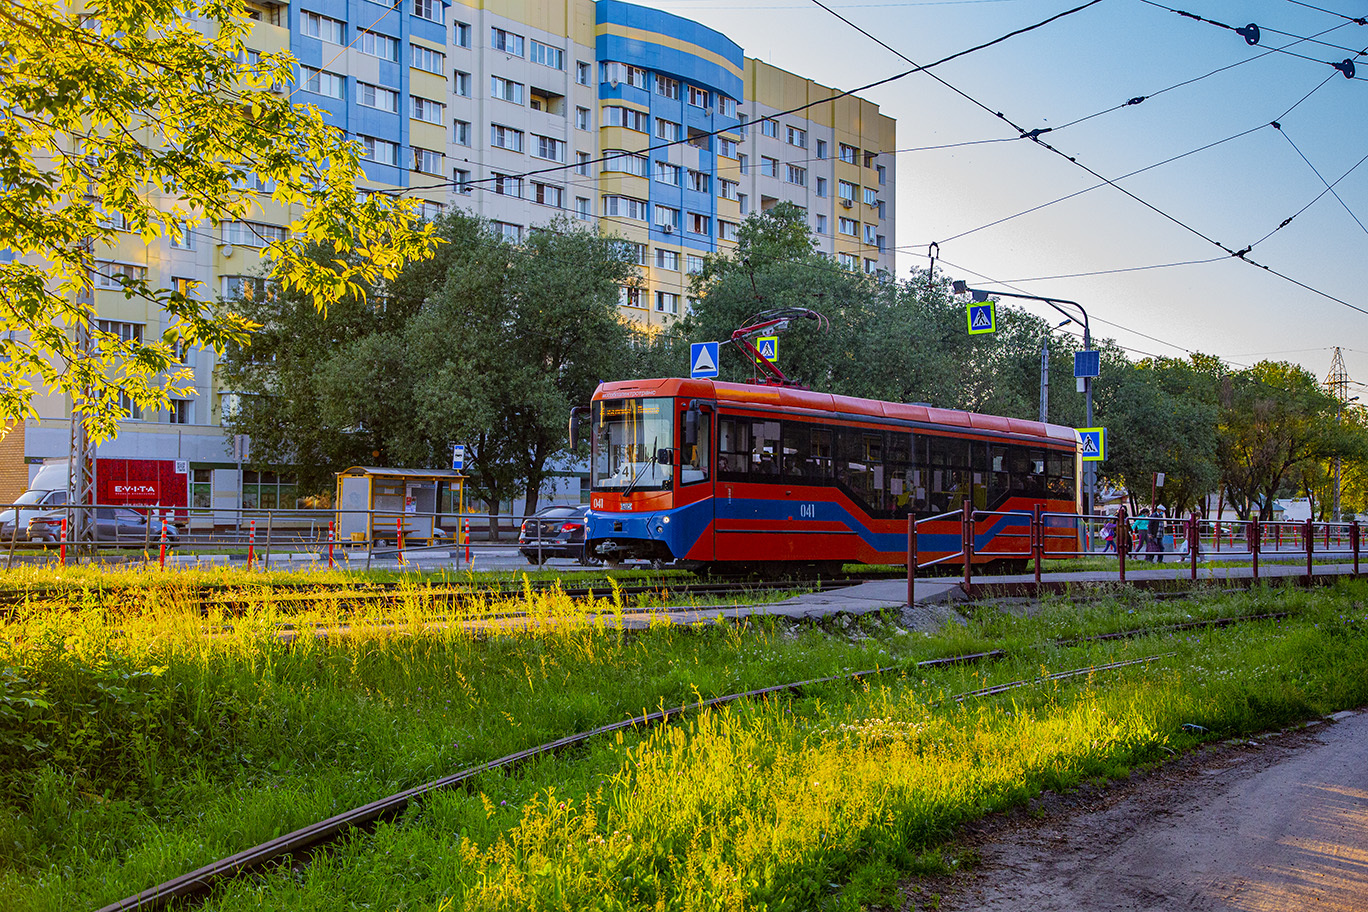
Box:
0;0;434;441
1215;362;1363;520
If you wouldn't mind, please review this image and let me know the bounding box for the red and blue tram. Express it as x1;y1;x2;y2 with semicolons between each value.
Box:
582;378;1081;571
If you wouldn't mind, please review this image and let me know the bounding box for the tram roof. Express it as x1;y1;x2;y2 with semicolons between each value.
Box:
593;378;1078;447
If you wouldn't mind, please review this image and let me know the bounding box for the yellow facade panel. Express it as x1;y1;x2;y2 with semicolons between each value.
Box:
598;173;649;199
598;126;650;153
409;121;448;151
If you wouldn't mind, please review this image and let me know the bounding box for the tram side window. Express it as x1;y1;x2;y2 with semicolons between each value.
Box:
781;421;828;483
681;409;710;485
926;435;972;515
1047;449;1074;497
717;416;752;481
886;431;915;517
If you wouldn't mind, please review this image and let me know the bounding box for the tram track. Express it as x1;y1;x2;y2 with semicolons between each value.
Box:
94;606;1296;912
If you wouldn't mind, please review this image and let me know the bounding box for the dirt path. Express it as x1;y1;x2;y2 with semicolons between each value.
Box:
909;709;1368;912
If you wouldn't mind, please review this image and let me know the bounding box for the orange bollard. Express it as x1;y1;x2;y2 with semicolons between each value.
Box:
397;517;405;566
327;521;335;569
158;511;168;569
247;519;256;570
59;517;67;565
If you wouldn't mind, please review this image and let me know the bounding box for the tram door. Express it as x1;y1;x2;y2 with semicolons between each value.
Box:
678;401;715;561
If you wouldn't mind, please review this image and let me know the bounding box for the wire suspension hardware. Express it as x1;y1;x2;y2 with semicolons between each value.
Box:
730;308;829;387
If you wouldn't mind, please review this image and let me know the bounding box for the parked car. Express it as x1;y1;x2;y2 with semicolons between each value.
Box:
27;507;179;546
518;504;594;565
0;488;68;543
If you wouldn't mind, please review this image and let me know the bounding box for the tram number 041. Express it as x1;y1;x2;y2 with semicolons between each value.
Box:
799;504;816;519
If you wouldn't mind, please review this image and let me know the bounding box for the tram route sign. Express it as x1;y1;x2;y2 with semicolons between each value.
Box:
451;444;465;471
967;302;996;335
690;341;720;378
1079;427;1106;462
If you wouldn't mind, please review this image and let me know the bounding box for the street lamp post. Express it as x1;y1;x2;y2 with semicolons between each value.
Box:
952;281;1096;517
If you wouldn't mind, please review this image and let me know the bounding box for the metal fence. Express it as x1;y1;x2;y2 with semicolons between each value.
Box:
0;501;592;571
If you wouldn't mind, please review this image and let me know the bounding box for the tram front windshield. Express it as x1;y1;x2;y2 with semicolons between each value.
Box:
592;397;674;491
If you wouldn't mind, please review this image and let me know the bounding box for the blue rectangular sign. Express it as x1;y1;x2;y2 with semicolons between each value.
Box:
1074;350;1100;378
690;341;720;378
452;444;465;471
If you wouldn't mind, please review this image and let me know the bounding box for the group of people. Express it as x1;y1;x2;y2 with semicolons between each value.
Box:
1100;506;1174;562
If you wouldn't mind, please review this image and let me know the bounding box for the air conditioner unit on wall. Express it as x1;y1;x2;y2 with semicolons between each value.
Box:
840;199;853;208
661;224;673;234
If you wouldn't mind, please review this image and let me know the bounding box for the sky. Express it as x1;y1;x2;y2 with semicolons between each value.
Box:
654;0;1368;396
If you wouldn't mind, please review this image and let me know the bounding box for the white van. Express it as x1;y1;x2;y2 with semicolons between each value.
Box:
0;461;69;543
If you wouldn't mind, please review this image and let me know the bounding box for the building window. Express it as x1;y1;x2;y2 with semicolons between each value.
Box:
876;234;886;253
877;164;887;185
616;242;647;265
619;286;643;308
686;254;705;275
358;30;399;62
760;156;778;178
576;151;591;175
492;221;523;242
412;147;442;174
576;60;591;85
654;205;679;231
96;319;144;342
532;135;565;162
816;139;827;159
718;96;736;117
655;118;681;142
864;187;879;206
576;106;591;130
815;214;827;234
738;193;748;215
786;126;806;148
688;212;710;235
410;44;444;74
603;106;647;132
220;276;271;301
410;95;444;124
171;276;196;298
601;62;646;88
718;137;737;158
491;76;524;104
453;20;471;48
656;75;679;99
839;252;857;269
490;124;524;152
453;168;472;194
838;217;858;236
864;223;877;244
655;249;679;270
815;177;828;198
604;150;648;176
718;179;738;200
737;153;748;174
839;142;858;164
491;27;524;56
117;391;144;421
168;399;193;425
718;220;738;242
864;258;879;274
533;182;564;208
687;86;708;108
412;0;443;24
493;173;523;197
453;119;470;145
784;164;806;186
169;224;196;250
453;70;471;96
300;11;344;44
191;468;212;509
838;180;856;202
602;195;648;220
419;200;444;221
654;161;680;185
300;66;343;99
575;196;591;220
761;119;778;138
530;40;563;69
241;471;297;510
655;291;679;314
358;81;399;112
220;220;286;247
686;169;710;193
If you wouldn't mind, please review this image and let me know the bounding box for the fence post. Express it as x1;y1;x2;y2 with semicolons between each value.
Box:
247;519;256;571
464;519;472;567
263;511;273;571
1352;521;1360;578
158;510;168;569
1117;506;1128;584
1251;518;1260;583
961;498;973;597
328;521;335;569
1305;517;1314;586
1189;513;1198;582
1033;504;1043;590
906;513;916;607
1214;520;1221;553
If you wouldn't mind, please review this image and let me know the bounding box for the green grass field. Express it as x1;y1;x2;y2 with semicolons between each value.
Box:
1;569;1366;911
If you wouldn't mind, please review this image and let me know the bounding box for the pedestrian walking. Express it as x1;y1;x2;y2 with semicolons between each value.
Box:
1102;518;1117;554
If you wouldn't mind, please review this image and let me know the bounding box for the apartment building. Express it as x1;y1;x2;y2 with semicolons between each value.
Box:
8;0;896;505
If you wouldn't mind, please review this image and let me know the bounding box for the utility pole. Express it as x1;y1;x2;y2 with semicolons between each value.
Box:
1039;331;1049;423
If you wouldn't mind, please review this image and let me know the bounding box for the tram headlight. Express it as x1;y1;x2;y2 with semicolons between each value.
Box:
661;516;670;524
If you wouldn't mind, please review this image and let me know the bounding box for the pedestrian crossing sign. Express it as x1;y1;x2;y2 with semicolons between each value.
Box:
690;341;720;378
967;302;996;335
755;336;779;363
1079;427;1106;462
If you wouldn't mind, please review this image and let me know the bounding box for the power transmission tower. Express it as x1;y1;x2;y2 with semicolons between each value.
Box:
66;242;98;562
1326;347;1351;521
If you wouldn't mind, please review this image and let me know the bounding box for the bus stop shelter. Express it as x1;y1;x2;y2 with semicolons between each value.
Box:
334;466;463;544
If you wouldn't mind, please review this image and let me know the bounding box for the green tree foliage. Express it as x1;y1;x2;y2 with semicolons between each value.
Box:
0;0;435;441
223;213;637;530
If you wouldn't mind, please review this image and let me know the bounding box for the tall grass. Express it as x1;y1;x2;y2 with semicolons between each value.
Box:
1;576;1366;911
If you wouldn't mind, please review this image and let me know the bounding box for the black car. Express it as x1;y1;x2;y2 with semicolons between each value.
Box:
518;504;594;565
27;507;179;546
